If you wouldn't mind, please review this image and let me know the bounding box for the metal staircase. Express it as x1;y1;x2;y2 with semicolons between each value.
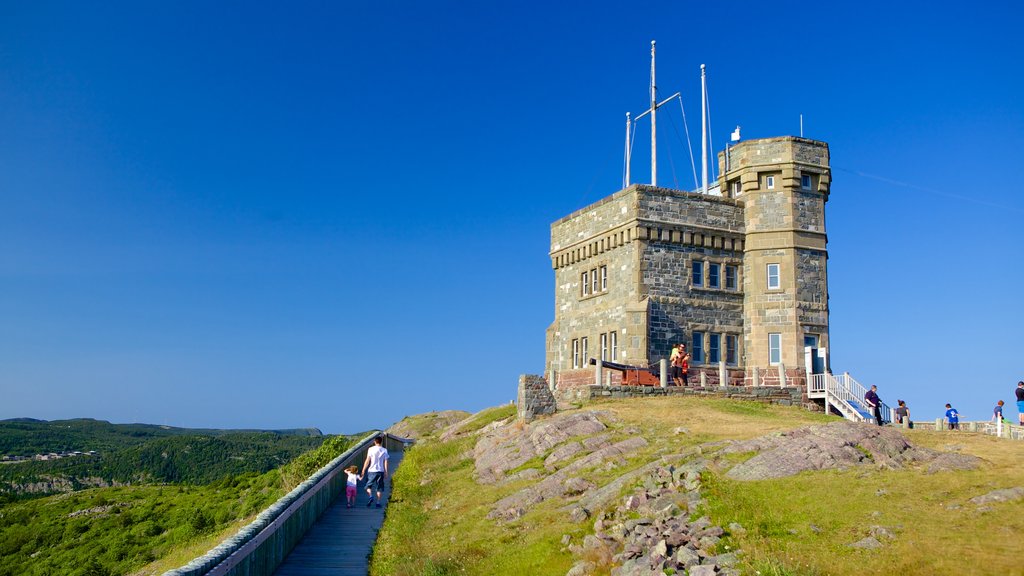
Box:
807;372;891;424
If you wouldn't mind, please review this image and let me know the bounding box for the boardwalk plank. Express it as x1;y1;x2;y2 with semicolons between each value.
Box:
272;451;403;576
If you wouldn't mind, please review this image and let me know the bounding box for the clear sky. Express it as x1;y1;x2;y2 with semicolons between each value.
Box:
2;1;1022;434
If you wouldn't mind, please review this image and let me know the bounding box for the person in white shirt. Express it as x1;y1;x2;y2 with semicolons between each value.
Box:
360;436;390;508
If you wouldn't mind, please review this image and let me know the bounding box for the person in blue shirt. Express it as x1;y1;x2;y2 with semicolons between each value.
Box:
945;403;960;430
993;400;1005;423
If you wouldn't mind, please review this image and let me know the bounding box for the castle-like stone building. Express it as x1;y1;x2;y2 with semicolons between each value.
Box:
546;136;831;389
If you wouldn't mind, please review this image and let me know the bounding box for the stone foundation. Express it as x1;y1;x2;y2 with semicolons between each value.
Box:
555;384;806;409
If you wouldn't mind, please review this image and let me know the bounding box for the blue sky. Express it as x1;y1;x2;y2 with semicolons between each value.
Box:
2;1;1022;433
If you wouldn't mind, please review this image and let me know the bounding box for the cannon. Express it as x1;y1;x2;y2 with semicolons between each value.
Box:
588;358;661;386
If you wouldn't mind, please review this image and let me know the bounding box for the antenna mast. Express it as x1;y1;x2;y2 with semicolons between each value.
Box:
701;64;707;195
624;112;632;187
650;41;657;187
625;40;680;189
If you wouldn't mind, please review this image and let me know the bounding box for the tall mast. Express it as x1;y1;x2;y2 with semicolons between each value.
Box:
650;41;657;187
701;64;707;195
624;112;632;187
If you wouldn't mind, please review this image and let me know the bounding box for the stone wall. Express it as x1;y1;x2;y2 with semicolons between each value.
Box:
517;374;556;422
555;383;809;409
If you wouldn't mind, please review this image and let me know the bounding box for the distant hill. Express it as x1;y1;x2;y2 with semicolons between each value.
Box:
0;418;327;499
0;417;322;457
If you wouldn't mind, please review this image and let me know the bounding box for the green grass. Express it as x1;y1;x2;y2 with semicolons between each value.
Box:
0;473;282;576
0;433;360;576
370;396;1024;575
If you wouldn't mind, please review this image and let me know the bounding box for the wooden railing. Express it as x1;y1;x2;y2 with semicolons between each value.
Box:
163;432;410;576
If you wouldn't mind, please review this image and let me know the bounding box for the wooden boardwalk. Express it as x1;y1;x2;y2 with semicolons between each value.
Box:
273;451;403;576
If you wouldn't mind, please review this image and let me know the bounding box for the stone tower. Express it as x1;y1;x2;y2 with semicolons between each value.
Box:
546;135;831;390
719;137;831;373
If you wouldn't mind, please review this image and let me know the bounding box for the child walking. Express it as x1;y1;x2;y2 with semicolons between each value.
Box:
344;465;362;508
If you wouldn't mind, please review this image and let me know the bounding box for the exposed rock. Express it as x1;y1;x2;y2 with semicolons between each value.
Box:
545;442;585;470
968;486;1024;506
565;560;595;576
870;525;896;540
489;436;647;519
688;565;717;576
727;521;746;536
575;452;701;515
848;536;883;549
386;410;470;440
564;477;596;496
722;421;981;480
582;434;612;451
926;452;984;474
570;506;591;522
475;411;612;484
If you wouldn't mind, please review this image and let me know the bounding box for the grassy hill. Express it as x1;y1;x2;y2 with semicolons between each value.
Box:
372;396;1024;575
0;417;322;457
0;430;359;576
0;419;327;500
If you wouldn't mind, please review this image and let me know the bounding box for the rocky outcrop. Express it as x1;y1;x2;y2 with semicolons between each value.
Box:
566;462;741;576
968;486;1024;506
387;410;470;441
475;411;614;484
720;421;982;480
464;411;983;575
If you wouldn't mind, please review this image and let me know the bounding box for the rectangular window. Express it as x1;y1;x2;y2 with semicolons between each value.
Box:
582;271;590;296
725;265;737;290
767;263;780;290
572;339;580;369
581;337;589;364
691;331;704;364
766;175;775;189
600;333;608;361
726;334;738;365
804;334;819;349
730;180;741;197
708;263;720;289
801;174;812;190
591;268;598;295
692;261;704;287
769;333;782;365
610;331;618;361
600;265;608;291
709;333;721;364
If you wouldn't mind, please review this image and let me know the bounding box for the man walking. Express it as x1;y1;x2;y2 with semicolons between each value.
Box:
864;385;883;426
361;436;390;508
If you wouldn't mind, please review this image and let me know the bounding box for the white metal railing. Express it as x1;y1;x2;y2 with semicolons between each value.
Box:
808;372;892;424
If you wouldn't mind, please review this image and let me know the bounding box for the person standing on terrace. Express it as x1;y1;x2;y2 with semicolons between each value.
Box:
1016;381;1024;426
